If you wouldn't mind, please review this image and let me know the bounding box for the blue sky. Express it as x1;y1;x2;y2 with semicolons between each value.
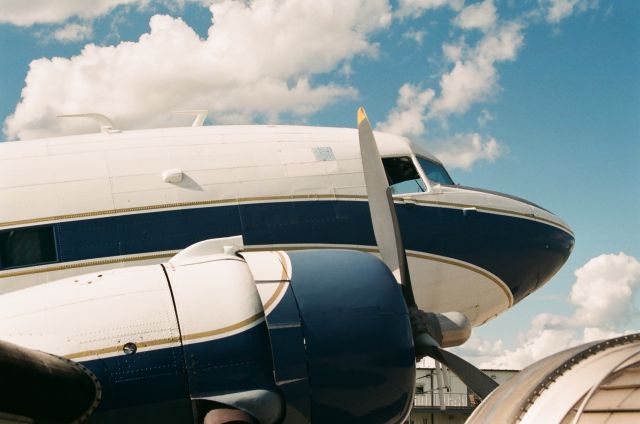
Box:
0;0;638;368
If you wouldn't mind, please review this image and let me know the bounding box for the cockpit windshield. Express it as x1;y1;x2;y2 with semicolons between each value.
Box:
382;157;426;194
416;157;454;186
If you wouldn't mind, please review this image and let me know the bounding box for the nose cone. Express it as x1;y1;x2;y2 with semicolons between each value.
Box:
461;191;575;303
507;209;575;302
400;186;575;306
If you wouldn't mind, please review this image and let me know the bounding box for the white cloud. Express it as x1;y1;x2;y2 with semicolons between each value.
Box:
403;29;427;44
377;83;506;171
376;83;435;138
547;0;580;23
4;0;391;140
0;0;143;26
396;0;464;18
477;109;494;127
442;40;465;62
454;0;497;32
544;0;600;23
52;23;93;43
450;337;505;368
378;15;523;174
431;133;505;170
431;21;524;116
570;252;640;328
460;253;640;370
379;13;520;171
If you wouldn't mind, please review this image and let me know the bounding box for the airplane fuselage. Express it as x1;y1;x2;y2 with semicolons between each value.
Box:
0;125;574;326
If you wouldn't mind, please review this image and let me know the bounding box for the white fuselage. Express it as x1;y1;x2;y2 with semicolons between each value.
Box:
0;125;573;326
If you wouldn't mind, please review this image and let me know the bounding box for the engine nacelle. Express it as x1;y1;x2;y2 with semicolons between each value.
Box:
0;247;416;423
263;250;416;424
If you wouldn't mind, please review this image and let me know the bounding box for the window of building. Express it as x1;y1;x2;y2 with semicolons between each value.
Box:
416;157;454;186
0;226;57;270
382;156;426;195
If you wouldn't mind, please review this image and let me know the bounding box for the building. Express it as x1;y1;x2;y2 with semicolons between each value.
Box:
408;367;518;424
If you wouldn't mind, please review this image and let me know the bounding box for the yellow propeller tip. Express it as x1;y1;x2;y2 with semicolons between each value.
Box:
357;107;368;126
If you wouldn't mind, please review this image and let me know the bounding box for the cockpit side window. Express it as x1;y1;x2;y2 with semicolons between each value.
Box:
0;226;57;270
416;157;454;186
381;156;426;194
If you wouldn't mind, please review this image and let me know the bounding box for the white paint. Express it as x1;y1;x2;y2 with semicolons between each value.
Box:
161;168;183;183
167;254;266;344
0;265;180;359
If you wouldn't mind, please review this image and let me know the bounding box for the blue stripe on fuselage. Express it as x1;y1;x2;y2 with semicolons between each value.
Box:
79;322;277;417
44;200;573;302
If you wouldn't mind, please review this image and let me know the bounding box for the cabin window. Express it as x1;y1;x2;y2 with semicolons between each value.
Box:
0;226;57;270
382;156;426;194
416;157;454;186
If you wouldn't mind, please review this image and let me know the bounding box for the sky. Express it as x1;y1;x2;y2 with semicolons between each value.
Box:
0;0;638;370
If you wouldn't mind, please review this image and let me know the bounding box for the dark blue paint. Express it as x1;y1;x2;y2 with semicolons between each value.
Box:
263;287;308;383
55;205;242;261
276;379;312;424
263;284;312;422
79;250;416;423
181;322;277;397
40;200;574;303
286;250;415;423
81;323;277;419
80;346;189;412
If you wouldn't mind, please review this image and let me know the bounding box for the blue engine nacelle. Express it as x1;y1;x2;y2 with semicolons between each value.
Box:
266;250;416;423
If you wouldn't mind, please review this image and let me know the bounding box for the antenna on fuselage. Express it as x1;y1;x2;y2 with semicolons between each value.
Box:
57;113;120;134
172;110;208;127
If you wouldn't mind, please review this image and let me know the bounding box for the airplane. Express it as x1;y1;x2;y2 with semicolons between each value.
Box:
0;110;574;336
0;109;521;423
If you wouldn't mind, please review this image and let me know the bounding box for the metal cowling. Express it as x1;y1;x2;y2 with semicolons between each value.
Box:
0;340;101;423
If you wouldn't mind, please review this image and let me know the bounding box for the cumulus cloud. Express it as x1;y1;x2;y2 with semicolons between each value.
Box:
0;0;215;27
477;109;494;127
396;0;464;18
377;84;506;171
544;0;600;24
378;2;523;170
453;0;497;32
4;0;391;140
459;253;640;370
51;23;93;43
376;83;435;138
571;252;640;327
0;0;143;26
430;21;524;116
431;133;505;170
402;29;427;45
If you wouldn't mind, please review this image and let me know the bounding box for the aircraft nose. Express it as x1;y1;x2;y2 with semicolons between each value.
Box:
477;204;575;303
399;195;575;306
469;189;575;303
531;215;575;288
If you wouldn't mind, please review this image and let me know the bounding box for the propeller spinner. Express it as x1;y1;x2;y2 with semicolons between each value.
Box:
356;107;498;399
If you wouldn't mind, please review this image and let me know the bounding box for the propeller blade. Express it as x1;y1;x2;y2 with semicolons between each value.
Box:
416;334;498;399
357;107;415;306
357;106;497;400
435;348;498;399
